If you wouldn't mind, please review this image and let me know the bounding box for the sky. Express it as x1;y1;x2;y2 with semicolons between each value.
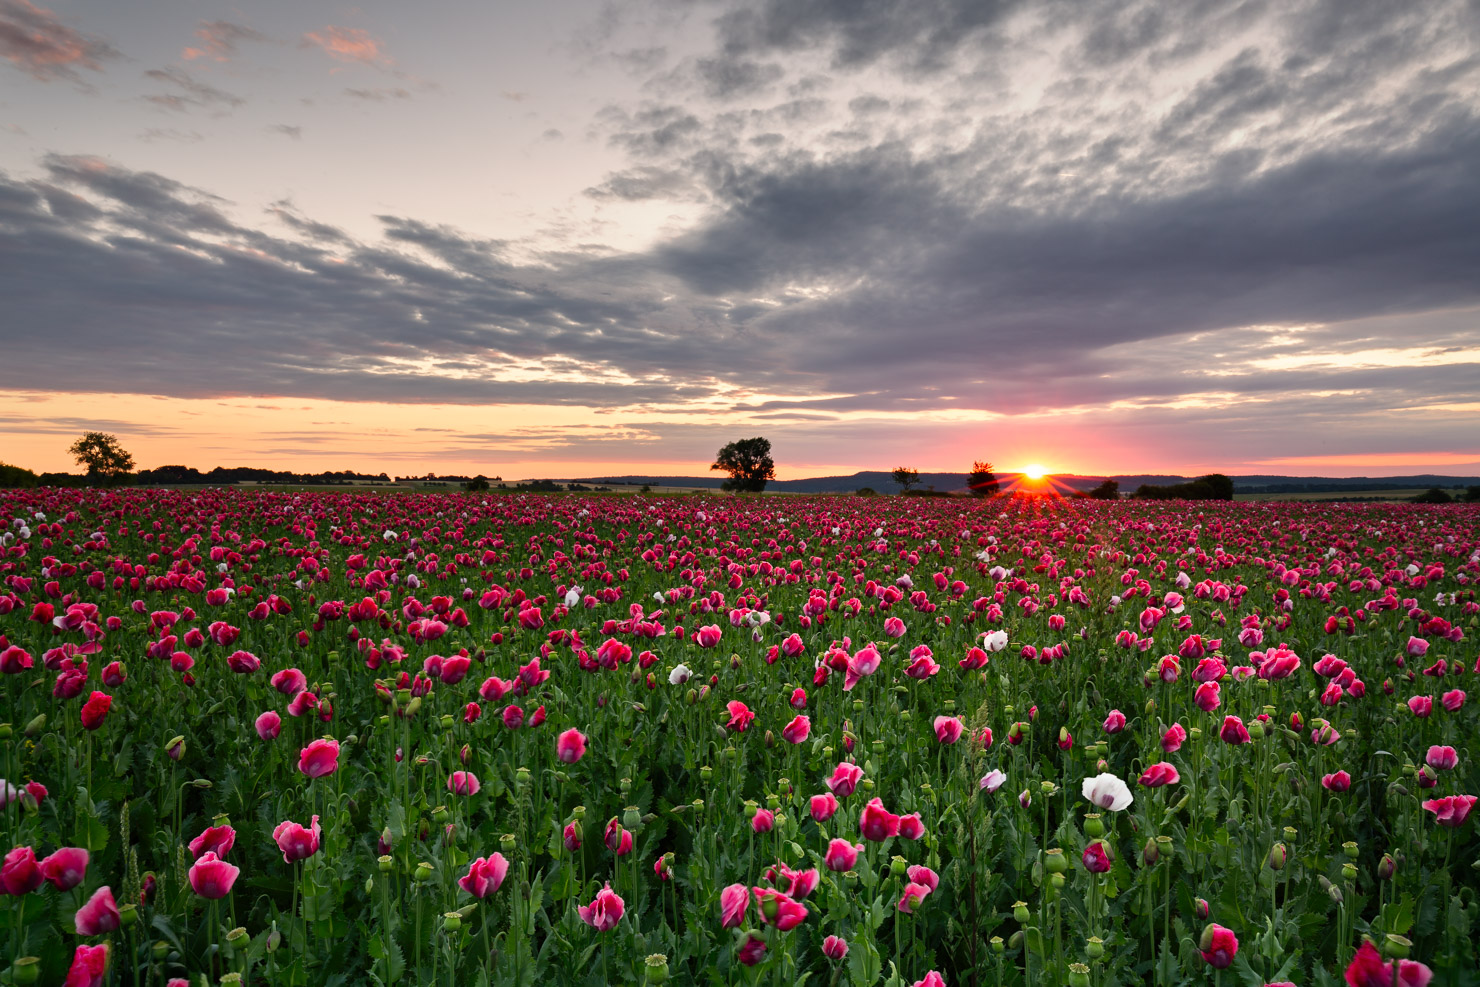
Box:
2;0;1479;481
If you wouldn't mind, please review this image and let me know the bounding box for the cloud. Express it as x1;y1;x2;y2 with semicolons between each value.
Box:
143;66;244;112
302;25;392;68
345;86;410;102
2;0;1480;474
0;0;119;84
182;20;268;62
268;124;302;140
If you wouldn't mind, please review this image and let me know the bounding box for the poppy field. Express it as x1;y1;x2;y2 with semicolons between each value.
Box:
1;487;1477;987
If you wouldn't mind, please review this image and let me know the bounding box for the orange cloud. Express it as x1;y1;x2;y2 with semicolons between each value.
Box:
182;20;266;62
301;25;391;67
0;0;118;82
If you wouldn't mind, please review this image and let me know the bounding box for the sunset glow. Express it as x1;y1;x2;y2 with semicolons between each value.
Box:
0;1;1476;481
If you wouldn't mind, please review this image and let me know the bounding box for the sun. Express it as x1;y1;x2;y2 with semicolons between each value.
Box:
1022;463;1047;480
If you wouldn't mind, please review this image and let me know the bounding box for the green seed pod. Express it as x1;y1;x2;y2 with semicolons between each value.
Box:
1384;934;1411;959
644;954;670;984
991;935;1005;954
12;957;39;985
119;903;139;927
225;927;248;945
1086;937;1104;959
1343;840;1359;860
1044;849;1068;874
1083;814;1105;839
1068;963;1090;987
1050;872;1065;889
24;714;47;736
1013;901;1030;923
414;862;435;882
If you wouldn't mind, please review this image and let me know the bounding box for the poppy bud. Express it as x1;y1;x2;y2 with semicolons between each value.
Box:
1267;843;1287;871
153;940;171;959
1194;897;1209;920
1142;838;1159;866
1378;853;1397;880
25;714;46;737
1009;931;1024;950
166;736;186;761
266;929;281;953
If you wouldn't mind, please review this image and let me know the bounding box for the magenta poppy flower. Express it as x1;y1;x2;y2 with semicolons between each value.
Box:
826;761;863;797
188;852;239;899
297;738;339;778
0;846;42;895
40;847;88;891
188;825;236;859
1102;709;1126;734
1322;771;1352;792
556;728;587;763
255;710;281;740
725;700;755;732
1441;689;1466;712
859;798;900;841
822;935;849;960
1199;924;1238;969
74;886;120;935
694;625;722;648
1426;745;1458;771
897;812;925;840
1139;763;1180;787
810;792;839;822
458;854;509;898
1082;841;1112;873
738;933;767;966
911;973;946;987
752;808;775;834
1219;715;1250;745
79;691;112;731
753;887;808;930
933;716;964;744
65;943;110;987
720;882;748;927
824;838;861;872
1421;794;1477;828
1193;681;1221;712
1408;695;1434;718
897;881;932;913
782;715;811;744
447;771;480;796
502;705;525;729
1161;723;1187;753
578;882;624;931
270;667;307;696
563;821;581;851
1344;939;1432;986
907;864;939;893
272;816;321;863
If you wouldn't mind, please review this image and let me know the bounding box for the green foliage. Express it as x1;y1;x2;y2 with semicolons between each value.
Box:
68;431;135;483
711;437;775;493
0;460;39;488
855;487;878;497
966;460;999;496
1135;473;1234;500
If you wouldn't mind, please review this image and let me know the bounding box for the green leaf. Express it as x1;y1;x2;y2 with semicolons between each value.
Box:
847;935;882;987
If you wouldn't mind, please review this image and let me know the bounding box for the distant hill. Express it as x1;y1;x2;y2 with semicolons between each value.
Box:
576;471;1480;495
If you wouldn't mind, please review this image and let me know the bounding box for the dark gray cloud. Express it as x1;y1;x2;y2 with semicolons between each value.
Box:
143;66;245;112
0;0;119;84
2;0;1479;469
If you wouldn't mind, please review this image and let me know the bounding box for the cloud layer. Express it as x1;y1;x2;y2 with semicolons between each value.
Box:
1;0;1478;471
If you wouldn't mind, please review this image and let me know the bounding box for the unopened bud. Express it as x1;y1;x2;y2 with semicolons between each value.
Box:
1194;897;1209;921
1267;843;1287;871
1378;853;1397;880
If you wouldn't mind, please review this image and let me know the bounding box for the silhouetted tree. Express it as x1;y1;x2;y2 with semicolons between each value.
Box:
464;475;490;491
1089;479;1120;500
892;467;920;493
1463;485;1480;503
1413;487;1453;504
0;462;39;488
68;432;134;485
966;461;999;497
711;437;775;493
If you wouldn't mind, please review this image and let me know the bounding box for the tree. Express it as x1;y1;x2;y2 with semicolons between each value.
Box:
68;432;134;485
1088;479;1120;500
891;467;920;493
1463;485;1480;503
0;462;39;488
711;437;775;493
464;475;490;492
966;460;999;497
1413;487;1453;504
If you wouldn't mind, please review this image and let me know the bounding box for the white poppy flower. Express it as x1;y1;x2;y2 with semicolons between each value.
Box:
1081;773;1133;811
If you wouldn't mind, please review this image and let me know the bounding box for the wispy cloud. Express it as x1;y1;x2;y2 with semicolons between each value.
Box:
181;20;268;62
143;66;244;112
302;25;393;68
0;0;118;84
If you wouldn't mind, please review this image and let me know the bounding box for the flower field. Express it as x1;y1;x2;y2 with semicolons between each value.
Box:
1;487;1477;986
